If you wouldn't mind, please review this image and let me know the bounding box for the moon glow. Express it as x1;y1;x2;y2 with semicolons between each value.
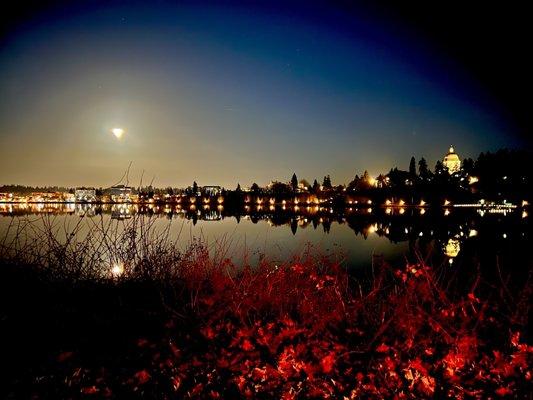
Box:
111;128;124;139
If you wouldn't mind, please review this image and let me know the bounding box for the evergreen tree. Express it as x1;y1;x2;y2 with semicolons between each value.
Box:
418;157;429;179
322;175;332;189
348;174;360;191
291;173;298;192
434;160;447;175
462;157;474;175
312;179;320;194
192;181;198;195
409;156;417;177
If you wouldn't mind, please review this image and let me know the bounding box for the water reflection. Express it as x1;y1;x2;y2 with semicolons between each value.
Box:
0;202;529;266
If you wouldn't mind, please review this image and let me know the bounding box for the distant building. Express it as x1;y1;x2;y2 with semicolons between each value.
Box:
202;186;222;196
108;185;133;202
443;145;461;174
0;193;14;202
75;188;97;203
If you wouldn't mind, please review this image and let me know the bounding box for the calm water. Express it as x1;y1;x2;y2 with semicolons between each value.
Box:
0;203;530;272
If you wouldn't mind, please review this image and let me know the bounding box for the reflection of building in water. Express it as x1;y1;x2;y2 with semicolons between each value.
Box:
75;188;96;202
444;237;461;258
109;185;133;202
76;203;97;217
203;210;222;221
111;204;132;219
443;145;461;174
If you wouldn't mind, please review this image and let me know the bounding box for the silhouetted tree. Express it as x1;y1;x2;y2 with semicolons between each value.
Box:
387;167;409;187
322;175;332;190
291;173;298;192
192;181;198;195
235;183;242;193
418;157;432;182
251;183;260;194
409;156;417;178
347;174;360;191
418;157;428;178
462;157;474;175
433;160;450;187
271;181;291;196
312;179;320;194
376;174;387;188
434;160;447;176
290;218;298;235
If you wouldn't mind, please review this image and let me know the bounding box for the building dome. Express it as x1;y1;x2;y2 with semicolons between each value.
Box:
443;145;461;174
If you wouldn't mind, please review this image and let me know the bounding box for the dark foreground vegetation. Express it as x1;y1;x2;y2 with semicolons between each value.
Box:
1;241;531;399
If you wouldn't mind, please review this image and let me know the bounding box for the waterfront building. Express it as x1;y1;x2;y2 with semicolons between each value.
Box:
75;188;97;203
0;193;14;202
443;145;461;174
108;185;133;203
202;186;222;196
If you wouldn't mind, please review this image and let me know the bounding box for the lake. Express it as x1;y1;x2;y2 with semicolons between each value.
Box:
0;203;530;275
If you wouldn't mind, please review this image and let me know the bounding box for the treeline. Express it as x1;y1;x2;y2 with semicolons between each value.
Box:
0;185;73;195
2;149;531;200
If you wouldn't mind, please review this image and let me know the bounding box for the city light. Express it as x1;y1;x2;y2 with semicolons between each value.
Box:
111;262;124;277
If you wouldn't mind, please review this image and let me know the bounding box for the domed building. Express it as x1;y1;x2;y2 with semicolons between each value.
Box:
443;145;461;174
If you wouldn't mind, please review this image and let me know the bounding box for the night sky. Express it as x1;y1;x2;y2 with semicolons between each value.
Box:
0;1;530;188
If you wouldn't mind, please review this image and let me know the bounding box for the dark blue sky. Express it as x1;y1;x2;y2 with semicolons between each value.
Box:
0;0;525;187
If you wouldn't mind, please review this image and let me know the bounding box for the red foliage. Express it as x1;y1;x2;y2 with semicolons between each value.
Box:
42;255;533;398
133;370;151;385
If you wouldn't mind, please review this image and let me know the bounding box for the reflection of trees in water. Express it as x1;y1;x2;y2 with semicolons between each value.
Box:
0;204;528;262
290;218;298;235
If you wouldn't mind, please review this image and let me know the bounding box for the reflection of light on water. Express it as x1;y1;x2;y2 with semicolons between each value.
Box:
445;238;461;258
111;262;124;277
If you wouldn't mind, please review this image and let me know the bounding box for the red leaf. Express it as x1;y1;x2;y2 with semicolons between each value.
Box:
81;386;99;395
495;387;513;397
241;339;254;351
376;343;390;353
57;351;74;362
321;353;336;374
134;370;151;385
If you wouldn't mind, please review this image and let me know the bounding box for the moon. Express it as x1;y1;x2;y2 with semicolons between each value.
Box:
111;128;124;139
